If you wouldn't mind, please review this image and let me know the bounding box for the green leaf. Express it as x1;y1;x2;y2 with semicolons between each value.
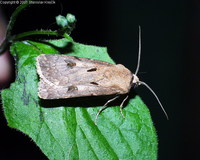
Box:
1;38;157;160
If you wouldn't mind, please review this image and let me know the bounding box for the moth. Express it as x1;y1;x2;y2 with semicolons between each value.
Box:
36;27;168;123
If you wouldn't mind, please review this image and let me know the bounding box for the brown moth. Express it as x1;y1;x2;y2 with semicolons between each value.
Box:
36;54;133;99
36;27;168;122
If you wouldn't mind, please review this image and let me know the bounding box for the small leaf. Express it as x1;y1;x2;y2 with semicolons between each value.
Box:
1;38;157;160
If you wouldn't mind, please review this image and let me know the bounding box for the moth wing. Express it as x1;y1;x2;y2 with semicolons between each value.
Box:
36;54;123;99
37;54;112;86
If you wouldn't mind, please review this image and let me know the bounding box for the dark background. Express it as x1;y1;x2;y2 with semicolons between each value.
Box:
0;0;199;159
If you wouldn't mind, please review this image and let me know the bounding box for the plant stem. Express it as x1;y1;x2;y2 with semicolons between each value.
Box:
6;1;29;37
11;30;58;41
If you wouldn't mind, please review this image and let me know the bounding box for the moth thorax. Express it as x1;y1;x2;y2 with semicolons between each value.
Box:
132;74;140;86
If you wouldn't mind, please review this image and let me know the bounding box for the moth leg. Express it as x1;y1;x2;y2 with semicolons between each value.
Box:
119;95;129;118
95;96;119;125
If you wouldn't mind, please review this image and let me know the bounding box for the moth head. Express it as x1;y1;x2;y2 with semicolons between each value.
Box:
132;74;140;88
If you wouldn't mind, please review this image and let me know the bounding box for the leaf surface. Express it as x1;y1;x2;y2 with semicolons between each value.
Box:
1;39;157;160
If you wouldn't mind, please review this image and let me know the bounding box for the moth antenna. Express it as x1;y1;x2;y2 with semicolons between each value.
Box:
135;25;141;75
139;81;169;119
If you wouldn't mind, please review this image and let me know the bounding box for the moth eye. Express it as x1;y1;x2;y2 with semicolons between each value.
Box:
133;83;138;88
87;68;97;72
90;82;99;85
67;85;78;92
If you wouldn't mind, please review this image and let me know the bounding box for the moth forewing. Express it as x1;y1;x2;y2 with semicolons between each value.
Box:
36;54;133;99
